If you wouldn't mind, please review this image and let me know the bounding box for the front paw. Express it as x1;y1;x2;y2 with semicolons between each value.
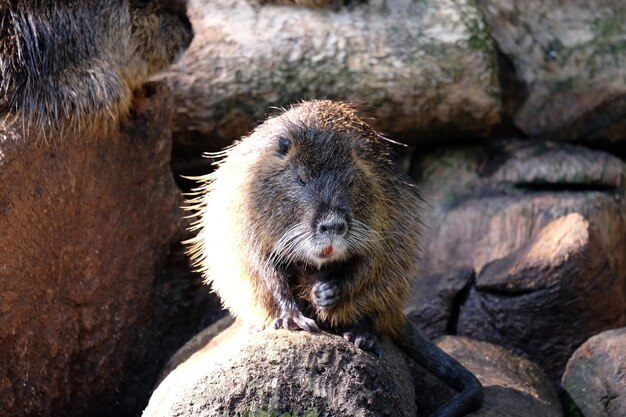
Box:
313;281;340;310
271;311;319;332
343;325;384;358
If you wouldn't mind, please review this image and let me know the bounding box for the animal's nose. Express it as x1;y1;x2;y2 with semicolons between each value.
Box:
317;216;348;237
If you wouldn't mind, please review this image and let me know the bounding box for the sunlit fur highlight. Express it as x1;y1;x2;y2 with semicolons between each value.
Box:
185;100;422;340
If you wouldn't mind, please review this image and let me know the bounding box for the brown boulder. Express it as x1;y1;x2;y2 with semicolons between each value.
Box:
412;140;626;381
405;268;475;339
434;337;563;417
148;320;564;417
475;0;626;143
161;0;500;154
143;319;416;417
458;213;626;381
0;84;181;417
414;140;626;286
562;327;626;417
105;239;227;417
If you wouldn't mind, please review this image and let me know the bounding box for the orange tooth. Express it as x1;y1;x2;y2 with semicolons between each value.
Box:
320;245;333;257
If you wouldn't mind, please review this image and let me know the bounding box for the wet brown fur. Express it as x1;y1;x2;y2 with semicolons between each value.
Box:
0;0;193;135
186;101;485;417
186;100;422;342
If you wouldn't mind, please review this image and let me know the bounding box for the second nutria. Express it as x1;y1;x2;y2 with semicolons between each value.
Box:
0;0;193;133
186;100;483;417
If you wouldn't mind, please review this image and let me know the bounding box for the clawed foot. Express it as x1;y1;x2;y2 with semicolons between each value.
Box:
342;324;384;358
313;280;340;310
271;311;319;332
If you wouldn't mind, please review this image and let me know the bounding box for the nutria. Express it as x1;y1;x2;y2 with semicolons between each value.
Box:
186;100;483;417
0;0;193;133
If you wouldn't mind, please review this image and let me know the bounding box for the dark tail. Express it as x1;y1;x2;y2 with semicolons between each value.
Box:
396;322;484;417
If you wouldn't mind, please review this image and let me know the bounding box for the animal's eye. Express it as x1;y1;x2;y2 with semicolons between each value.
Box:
277;136;290;156
297;173;307;187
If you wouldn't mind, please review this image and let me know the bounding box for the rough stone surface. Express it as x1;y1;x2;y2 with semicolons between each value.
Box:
562;327;626;417
412;139;626;381
0;84;180;417
150;322;564;417
143;319;416;417
106;239;227;417
476;0;626;143
158;315;236;382
433;337;563;417
405;268;475;339
459;213;626;381
162;0;500;153
413;140;626;282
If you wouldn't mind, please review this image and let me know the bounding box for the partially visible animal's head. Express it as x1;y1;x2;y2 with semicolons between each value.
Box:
246;101;394;270
0;0;192;132
129;0;193;81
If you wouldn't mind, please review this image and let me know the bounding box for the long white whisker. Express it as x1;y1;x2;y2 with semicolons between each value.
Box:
284;230;312;270
348;219;389;255
269;223;309;268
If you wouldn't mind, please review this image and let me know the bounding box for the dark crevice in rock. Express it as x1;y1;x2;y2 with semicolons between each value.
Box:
445;270;475;335
601;393;619;411
558;387;585;417
512;182;619;194
489;47;528;138
476;286;539;297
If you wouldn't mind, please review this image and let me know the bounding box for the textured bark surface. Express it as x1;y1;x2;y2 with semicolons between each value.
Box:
0;83;180;417
411;140;626;381
562;327;626;417
161;0;501;153
143;319;416;417
476;0;626;143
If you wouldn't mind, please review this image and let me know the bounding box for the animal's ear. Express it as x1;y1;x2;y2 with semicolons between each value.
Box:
277;135;290;157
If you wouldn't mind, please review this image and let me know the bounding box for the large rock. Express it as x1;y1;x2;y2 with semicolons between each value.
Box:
104;239;227;417
162;0;500;153
413;140;626;281
0;84;180;417
562;327;626;417
412;140;626;380
434;337;563;417
146;321;563;417
405;268;475;339
476;0;626;143
459;213;626;381
143;319;417;417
